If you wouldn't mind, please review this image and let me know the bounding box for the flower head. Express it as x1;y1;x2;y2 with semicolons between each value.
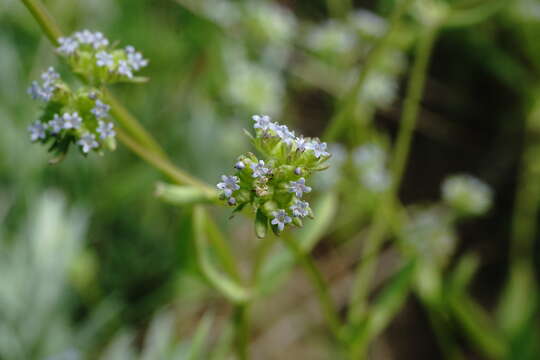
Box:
288;178;312;198
217;175;241;197
271;209;292;231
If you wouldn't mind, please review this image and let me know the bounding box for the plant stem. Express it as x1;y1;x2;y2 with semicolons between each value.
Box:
347;23;440;325
323;0;414;142
20;0;171;162
233;304;250;360
281;234;342;340
117;129;214;194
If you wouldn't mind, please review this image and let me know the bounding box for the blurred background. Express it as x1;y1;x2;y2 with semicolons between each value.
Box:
1;0;539;359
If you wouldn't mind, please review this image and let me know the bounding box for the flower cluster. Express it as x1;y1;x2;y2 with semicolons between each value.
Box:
27;67;116;156
57;30;148;85
353;142;391;193
441;174;493;217
216;115;331;236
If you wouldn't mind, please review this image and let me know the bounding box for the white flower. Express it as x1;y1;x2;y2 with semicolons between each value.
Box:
28;121;47;142
250;160;271;178
91;99;111;119
295;136;310;152
442;174;493;216
271;209;292;231
77;133;99;153
252;114;273;131
216;175;240;197
308;139;330;158
49;114;65;134
288;178;312;198
117;60;133;78
74;30;95;44
127;50;148;70
62;112;82;130
96;51;114;68
290;199;310;217
96;120;116;139
92;32;109;49
57;36;79;55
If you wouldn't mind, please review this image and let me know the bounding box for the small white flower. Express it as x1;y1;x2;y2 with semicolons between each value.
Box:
92;32;109;49
308;139;330;158
62;112;82;130
49;114;65;134
250;160;271;178
127;50;148;70
216;175;240;197
288;177;312;198
27;81;46;101
252;114;273;131
117;60;133;78
271;209;292;231
96;51;114;68
57;36;79;55
41;67;60;85
295;136;310;152
77;133;99;153
125;45;136;54
28;121;47;142
96;120;116;139
442;174;493;216
74;30;95;44
290;199;310;217
235;161;245;170
91;99;111;119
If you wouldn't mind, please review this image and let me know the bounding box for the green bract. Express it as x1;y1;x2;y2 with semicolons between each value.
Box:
216;115;331;237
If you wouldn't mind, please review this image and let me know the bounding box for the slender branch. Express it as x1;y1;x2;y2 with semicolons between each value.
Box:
347;23;440;324
281;234;342;340
323;0;414;142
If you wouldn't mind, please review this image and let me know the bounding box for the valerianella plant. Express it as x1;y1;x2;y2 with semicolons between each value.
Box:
27;30;148;157
216;115;331;237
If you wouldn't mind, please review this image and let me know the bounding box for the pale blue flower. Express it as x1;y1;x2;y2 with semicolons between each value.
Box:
41;67;60;85
252;114;273;131
271;209;292;231
96;120;115;139
91;99;110;119
277;125;295;145
117;60;133;78
28;121;47;142
49;114;65;134
92;32;109;49
96;51;114;68
308;139;330;158
57;36;79;55
127;49;148;70
62;112;82;130
77;133;99;153
217;175;240;197
74;30;95;44
235;161;245;170
288;177;312;197
290;199;310;217
250;160;271;178
295;136;310;152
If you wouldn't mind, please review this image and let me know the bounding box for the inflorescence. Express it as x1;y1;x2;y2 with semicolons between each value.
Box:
216;115;331;236
26;30;148;157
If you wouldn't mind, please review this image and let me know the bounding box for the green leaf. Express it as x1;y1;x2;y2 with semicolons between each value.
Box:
255;208;268;239
185;312;214;360
193;206;251;303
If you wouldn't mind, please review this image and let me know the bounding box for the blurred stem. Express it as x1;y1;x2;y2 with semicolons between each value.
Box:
233;304;250;360
323;0;414;142
347;23;440;325
19;0;210;190
281;234;343;341
251;235;276;285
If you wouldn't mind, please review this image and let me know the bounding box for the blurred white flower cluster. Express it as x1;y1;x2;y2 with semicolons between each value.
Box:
442;174;493;217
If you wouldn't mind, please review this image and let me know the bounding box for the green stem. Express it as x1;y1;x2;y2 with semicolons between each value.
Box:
347;23;440;324
20;0;171;162
281;234;342;340
323;0;414;142
233;304;250;360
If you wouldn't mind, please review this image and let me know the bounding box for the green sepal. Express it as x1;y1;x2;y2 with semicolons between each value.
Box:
255;208;268;239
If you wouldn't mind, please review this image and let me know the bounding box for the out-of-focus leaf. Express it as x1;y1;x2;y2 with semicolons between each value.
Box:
185;312;214;360
140;308;177;360
258;191;338;294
